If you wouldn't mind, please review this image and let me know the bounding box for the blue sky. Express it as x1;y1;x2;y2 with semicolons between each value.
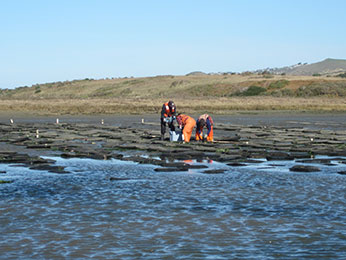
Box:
1;0;346;89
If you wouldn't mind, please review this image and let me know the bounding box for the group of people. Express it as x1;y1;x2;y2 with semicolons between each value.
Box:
160;100;214;143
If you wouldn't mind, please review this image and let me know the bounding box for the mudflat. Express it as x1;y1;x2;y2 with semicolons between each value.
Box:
1;112;346;174
1;111;346;129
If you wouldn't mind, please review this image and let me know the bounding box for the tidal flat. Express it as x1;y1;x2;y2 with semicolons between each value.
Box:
0;113;345;259
1;113;346;173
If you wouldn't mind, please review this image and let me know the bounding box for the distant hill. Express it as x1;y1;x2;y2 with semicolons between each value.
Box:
1;58;346;103
185;71;207;76
256;58;346;76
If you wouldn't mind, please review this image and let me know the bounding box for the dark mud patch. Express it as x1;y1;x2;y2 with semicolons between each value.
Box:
203;169;227;174
289;165;321;172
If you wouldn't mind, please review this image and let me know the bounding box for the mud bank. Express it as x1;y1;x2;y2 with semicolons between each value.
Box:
1;113;346;174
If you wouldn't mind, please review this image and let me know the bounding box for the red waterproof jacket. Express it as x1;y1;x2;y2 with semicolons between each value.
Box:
161;101;176;118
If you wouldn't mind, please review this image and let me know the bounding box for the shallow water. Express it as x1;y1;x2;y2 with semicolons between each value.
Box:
0;157;345;259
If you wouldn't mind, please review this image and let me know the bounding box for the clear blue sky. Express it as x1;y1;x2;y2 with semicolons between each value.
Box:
1;0;346;89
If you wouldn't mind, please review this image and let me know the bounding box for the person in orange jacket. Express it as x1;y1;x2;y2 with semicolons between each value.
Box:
160;100;176;140
195;114;214;142
176;114;196;143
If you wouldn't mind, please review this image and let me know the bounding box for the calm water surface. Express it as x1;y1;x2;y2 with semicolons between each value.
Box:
0;157;345;259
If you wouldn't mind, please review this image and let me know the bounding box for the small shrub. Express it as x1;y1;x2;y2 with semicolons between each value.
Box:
34;86;41;94
120;88;132;95
268;80;289;90
170;80;184;88
336;72;346;78
235;86;267;96
271;88;294;97
296;82;346;97
281;89;294;96
312;73;321;77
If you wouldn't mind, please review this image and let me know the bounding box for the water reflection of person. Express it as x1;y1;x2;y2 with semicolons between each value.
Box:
196;114;214;142
184;160;193;163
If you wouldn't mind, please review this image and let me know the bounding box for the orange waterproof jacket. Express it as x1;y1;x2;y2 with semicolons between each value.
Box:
177;114;193;127
161;102;176;118
177;114;196;142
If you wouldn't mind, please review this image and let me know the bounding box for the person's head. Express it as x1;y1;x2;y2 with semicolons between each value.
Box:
168;100;176;113
197;118;206;129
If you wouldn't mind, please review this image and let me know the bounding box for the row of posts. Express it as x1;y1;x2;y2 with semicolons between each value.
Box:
8;118;146;139
9;118;146;125
9;118;107;125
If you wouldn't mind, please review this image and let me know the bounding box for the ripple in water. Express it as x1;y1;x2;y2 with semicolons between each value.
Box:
0;157;345;259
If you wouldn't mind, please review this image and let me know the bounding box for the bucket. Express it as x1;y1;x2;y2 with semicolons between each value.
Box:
169;130;184;142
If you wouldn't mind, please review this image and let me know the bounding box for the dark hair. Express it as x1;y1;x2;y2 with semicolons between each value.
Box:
197;119;206;129
168;101;176;113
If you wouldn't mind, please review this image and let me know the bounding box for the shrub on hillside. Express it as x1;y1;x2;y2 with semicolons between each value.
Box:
234;86;267;96
296;82;346;97
268;80;289;90
170;80;184;88
34;86;41;94
186;83;236;97
270;89;294;97
336;72;346;78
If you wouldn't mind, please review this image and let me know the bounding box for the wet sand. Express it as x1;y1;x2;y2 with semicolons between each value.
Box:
1;111;346;130
0;112;345;174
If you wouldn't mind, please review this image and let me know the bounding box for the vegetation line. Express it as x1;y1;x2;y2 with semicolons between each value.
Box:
0;97;345;115
1;74;346;114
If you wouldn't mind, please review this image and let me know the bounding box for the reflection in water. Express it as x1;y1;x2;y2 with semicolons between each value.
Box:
0;157;345;259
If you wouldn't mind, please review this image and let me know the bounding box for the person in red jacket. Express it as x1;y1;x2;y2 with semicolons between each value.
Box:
160;101;176;140
195;114;214;142
176;113;196;143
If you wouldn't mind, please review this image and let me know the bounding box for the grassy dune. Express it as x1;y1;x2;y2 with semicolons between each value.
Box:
1;74;346;115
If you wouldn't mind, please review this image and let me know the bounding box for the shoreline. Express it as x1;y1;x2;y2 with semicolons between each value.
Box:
1;111;346;130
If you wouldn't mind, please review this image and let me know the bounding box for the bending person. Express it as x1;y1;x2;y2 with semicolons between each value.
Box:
160;100;176;140
195;114;214;142
176;114;196;143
